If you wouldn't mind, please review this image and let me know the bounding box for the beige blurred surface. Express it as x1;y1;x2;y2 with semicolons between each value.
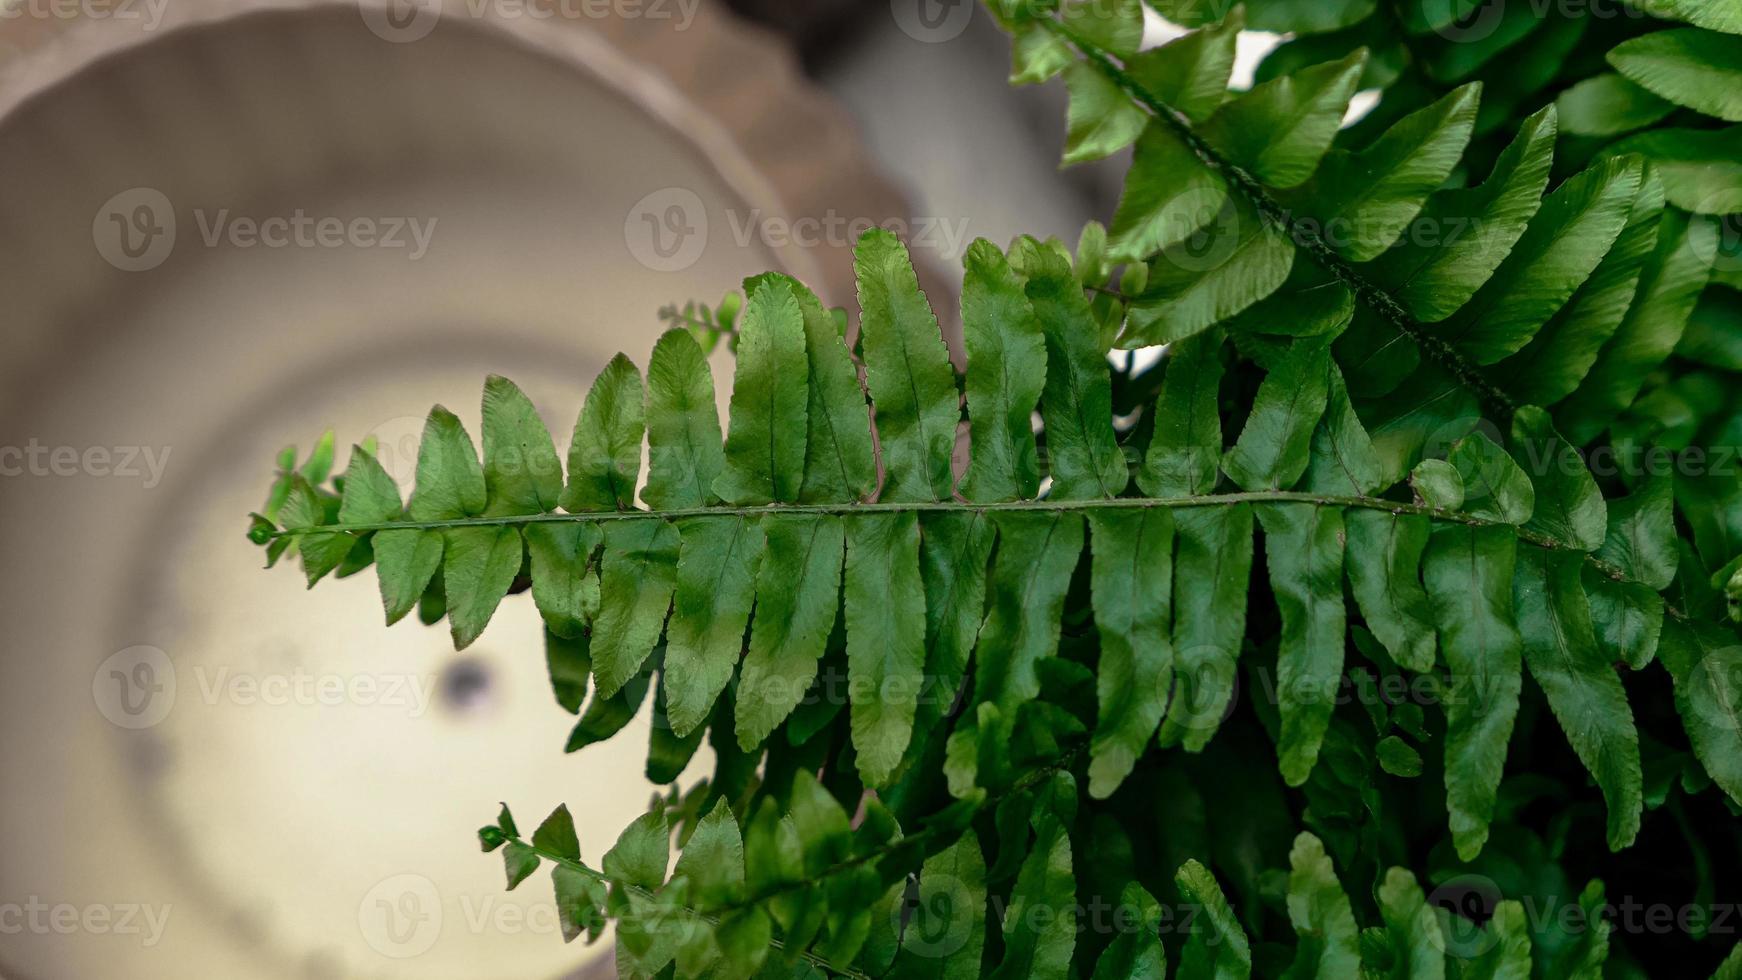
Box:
0;2;922;977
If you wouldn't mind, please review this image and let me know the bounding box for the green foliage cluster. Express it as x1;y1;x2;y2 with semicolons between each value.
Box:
255;0;1742;976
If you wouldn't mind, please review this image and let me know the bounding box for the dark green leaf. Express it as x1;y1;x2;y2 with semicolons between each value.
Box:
961;238;1047;503
664;516;765;737
1424;524;1523;861
845;512;929;786
856;229;960;503
562;354;646;512
717;276;809;505
1087;509;1174;798
643;328;725;511
1345;511;1437;674
1256;503;1347;787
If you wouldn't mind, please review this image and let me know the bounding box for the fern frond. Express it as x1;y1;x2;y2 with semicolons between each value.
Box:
259;229;1739;864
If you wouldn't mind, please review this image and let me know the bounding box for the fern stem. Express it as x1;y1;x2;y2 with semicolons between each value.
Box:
266;490;1667;614
1040;18;1520;419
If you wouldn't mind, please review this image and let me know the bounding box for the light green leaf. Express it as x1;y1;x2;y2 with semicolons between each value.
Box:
1510;406;1607;551
1634;0;1742;34
1090;883;1166;980
914;511;997;741
663;516;765;737
1017;237;1128;499
409;406;486;521
1245;0;1373;34
1284;833;1360;978
562;354;646;512
1372;868;1445;980
991;777;1076;980
1412;458;1464;510
845;512;927;786
1377;736;1424;778
371;529;442;626
545;627;590;715
1559;210;1716;442
339;446;402;525
647;670;708;784
1108;124;1230;266
961;238;1046;503
442;526;522;650
971;512;1085;720
1438;155;1643;364
1123;200;1296;347
1160;504;1253;750
1125;9;1242;123
1603;126;1742;212
1497;169;1664;406
789;276;876;504
524;524;600;640
643;328;725;511
1555;73;1674;137
1609;28;1742;122
592;519;682;698
1011;22;1074;86
1448;431;1533;526
1596;474;1678;590
856;229;960;503
1445;899;1532;980
1304;364;1383;496
894;833;988;978
566;662;652;752
736;514;844;750
1585;571;1664;672
1062;0;1141;58
1292;84;1479;262
532;803;581;860
1063;61;1149;165
552;865;607;944
716;276;809;505
1224;338;1332;491
1655;618;1742;807
1368;105;1557;324
1345;511;1437;674
503;842;540;891
1515;548;1643;850
1174;859;1251;980
1202;50;1367;188
1136;331;1224;498
1087;509;1174;798
481;375;563;516
1424;524;1522;861
1256;503;1347;786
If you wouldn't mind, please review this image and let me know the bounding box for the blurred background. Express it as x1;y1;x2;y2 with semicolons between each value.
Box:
0;1;1271;976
